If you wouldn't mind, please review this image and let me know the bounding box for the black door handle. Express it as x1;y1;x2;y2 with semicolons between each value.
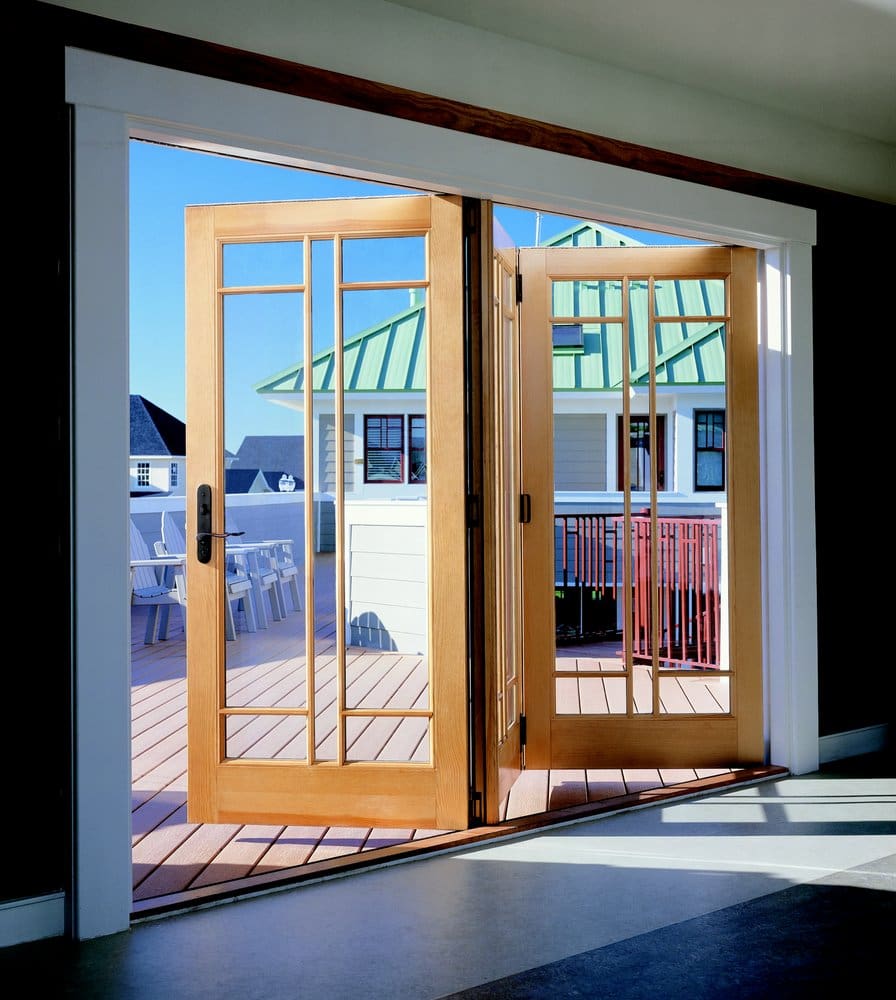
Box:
197;484;213;563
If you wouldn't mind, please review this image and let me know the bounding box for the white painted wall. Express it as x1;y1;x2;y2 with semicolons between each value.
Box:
49;0;894;202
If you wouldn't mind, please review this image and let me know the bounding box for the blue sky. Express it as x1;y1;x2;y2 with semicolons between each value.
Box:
129;139;696;452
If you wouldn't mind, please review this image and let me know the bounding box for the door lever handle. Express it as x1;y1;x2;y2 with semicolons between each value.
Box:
196;484;247;563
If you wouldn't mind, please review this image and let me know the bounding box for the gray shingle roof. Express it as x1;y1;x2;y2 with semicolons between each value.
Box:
130;395;186;456
232;435;304;478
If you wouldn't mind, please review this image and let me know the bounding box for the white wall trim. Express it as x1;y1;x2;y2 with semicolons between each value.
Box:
72;104;135;942
819;725;890;765
64;46;817;942
0;893;66;948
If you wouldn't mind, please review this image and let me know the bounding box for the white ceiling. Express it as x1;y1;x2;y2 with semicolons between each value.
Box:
390;0;896;144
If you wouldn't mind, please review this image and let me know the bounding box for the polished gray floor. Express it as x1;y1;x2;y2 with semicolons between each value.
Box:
4;753;894;999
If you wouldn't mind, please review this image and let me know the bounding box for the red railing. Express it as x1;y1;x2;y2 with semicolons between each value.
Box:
555;513;722;669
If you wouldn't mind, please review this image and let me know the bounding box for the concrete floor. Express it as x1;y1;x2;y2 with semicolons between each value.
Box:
3;753;894;999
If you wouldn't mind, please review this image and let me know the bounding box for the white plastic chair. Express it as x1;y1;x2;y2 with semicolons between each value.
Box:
226;514;303;614
158;510;258;640
129;516;187;644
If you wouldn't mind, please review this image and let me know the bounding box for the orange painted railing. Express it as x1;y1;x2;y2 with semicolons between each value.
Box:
554;513;722;669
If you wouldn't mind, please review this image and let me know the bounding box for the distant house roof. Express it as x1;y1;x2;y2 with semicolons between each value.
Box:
232;435;304;477
225;468;304;494
256;303;426;397
130;395;186;455
254;222;725;399
540;220;643;248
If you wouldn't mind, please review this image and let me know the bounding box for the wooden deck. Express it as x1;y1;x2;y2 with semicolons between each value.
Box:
130;594;746;915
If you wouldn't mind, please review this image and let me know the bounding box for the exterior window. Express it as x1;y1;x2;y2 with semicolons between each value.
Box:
617;415;666;491
365;415;404;482
409;415;426;483
170;462;179;488
137;461;150;487
694;409;725;491
552;323;584;351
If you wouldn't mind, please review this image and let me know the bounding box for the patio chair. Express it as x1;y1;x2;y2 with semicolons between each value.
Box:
129;516;187;644
157;509;258;640
217;517;288;626
226;514;303;614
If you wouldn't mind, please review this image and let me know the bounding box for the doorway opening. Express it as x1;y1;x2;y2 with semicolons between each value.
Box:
128;140;773;915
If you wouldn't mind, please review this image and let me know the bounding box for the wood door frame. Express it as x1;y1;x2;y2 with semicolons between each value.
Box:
519;245;762;769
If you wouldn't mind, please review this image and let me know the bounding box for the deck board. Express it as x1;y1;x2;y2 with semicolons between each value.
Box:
128;603;746;908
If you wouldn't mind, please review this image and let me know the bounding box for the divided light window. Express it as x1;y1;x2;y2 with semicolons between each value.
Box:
617;415;666;491
409;415;427;483
365;415;404;483
694;409;726;491
137;461;150;487
170;462;179;488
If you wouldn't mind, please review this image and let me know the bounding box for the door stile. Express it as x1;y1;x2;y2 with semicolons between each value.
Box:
518;248;553;768
333;233;347;766
648;275;660;717
429;195;469;827
185;205;225;822
621;276;634;718
728;247;763;762
303;235;316;759
481;210;525;822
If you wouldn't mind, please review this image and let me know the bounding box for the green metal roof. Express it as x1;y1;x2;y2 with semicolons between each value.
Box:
255;222;726;399
255;304;427;396
540;219;644;248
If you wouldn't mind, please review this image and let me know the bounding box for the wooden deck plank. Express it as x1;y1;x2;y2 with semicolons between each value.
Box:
505;769;549;820
585;769;627;801
622;768;663;793
363;828;416;852
132;821;242;901
132;787;186;841
131;804;197;888
578;677;610;714
250;826;328;873
376;717;430;762
189;824;287;888
676;675;728;713
658;677;696;714
632;665;654;714
604;676;627;713
555;676;581;714
547;769;588;810
659;768;699;786
306;827;371;863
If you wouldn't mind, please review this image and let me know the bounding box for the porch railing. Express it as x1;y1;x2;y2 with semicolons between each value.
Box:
555;512;722;669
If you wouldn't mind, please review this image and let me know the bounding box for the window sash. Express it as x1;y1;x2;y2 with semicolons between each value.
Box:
365;415;404;483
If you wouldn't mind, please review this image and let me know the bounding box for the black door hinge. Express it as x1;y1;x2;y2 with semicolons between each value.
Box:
467;493;480;528
515;273;523;303
469;789;483;821
465;202;477;235
519;714;527;746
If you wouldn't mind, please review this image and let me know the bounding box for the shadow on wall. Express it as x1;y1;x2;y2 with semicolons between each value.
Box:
349;612;398;651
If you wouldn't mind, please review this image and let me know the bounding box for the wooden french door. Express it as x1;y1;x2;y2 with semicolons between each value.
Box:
481;224;525;823
518;245;763;768
185;194;469;828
